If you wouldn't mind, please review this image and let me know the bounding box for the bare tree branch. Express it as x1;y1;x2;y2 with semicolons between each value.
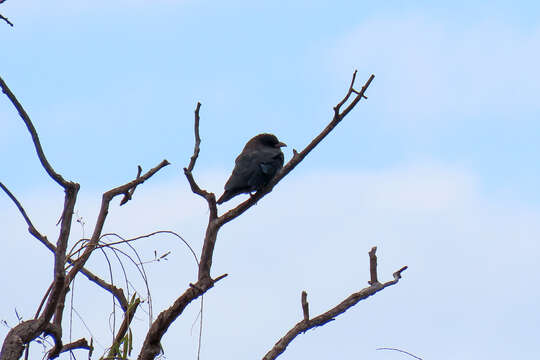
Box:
107;298;141;359
0;182;48;243
137;275;227;360
56;338;93;357
1;75;170;359
368;246;378;285
186;102;202;173
183;102;218;220
120;165;142;206
53;159;170;327
4;69;396;360
43;323;62;359
0;13;13;27
66;159;170;286
0;75;83;360
262;247;407;360
79;267;129;312
0;181;130;311
0;75;72;189
301;291;309;321
1;320;49;360
2;159;169;359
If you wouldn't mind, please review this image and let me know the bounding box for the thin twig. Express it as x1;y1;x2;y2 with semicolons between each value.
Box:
0;13;13;27
376;347;423;360
120;165;143;206
99;231;199;266
0;182;48;244
186;102;202;172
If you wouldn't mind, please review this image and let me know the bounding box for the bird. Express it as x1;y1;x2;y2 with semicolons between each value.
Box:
217;133;286;204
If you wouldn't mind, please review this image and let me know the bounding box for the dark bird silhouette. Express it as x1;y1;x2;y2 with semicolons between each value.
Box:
217;133;286;204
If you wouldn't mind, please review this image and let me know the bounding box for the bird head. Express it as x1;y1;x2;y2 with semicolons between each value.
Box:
250;133;287;149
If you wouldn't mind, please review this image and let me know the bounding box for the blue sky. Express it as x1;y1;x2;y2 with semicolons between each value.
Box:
1;1;540;360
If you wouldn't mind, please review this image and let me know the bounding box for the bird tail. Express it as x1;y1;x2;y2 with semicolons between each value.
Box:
216;191;233;204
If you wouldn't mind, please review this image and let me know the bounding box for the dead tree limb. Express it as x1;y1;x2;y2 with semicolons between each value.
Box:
0;74;80;360
137;71;374;360
262;247;407;360
1;74;169;360
0;181;128;310
0;76;72;188
53;159;170;329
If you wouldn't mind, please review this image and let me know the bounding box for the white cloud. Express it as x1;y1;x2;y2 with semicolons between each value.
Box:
2;162;539;359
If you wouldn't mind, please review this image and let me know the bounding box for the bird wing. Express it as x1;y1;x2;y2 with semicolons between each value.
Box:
223;151;262;192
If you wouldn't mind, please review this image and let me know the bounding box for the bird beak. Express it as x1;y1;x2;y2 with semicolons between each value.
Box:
276;141;287;148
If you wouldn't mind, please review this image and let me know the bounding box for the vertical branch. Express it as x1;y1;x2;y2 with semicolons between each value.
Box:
368;246;378;285
301;291;309;321
181;102;220;280
187;102;202;172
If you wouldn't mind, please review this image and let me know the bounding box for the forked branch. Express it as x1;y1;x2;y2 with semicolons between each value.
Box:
1;73;170;360
262;247;407;360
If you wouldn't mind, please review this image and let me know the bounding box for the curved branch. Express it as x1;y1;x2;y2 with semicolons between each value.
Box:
0;75;72;188
376;347;423;360
0;182;48;242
